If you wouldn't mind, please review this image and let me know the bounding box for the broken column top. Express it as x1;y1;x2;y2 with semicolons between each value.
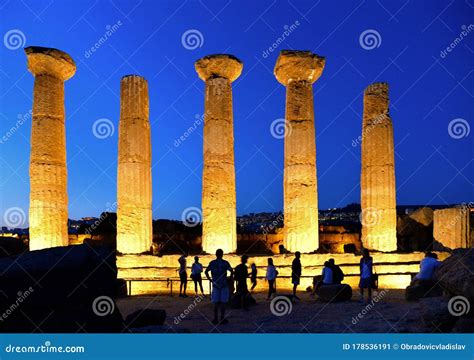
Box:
25;46;76;80
274;50;325;85
364;82;389;99
195;54;243;82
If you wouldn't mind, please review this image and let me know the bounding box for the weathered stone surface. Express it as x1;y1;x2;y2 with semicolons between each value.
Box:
196;54;242;254
434;249;474;300
397;207;434;252
0;245;120;332
433;207;471;250
195;54;242;82
117;75;152;254
316;284;352;302
25;46;76;251
360;82;397;252
275;50;325;253
405;280;443;301
274;50;325;85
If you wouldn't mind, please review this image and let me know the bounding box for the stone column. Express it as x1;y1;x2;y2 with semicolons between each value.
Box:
195;55;243;254
360;82;397;251
25;47;76;251
116;75;152;254
274;50;325;253
433;207;471;249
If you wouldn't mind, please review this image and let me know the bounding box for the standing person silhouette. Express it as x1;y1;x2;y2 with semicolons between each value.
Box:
291;251;302;299
191;256;205;296
359;248;374;302
178;252;188;297
266;258;278;299
234;255;250;309
250;262;257;292
205;249;234;324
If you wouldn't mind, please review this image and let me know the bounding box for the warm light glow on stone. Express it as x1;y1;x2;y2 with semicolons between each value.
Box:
433;207;471;249
116;75;152;254
195;55;243;254
274;50;325;253
360;83;397;252
25;47;76;251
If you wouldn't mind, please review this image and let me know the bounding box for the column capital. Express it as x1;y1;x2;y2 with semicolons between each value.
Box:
274;50;325;85
195;54;243;82
25;46;76;81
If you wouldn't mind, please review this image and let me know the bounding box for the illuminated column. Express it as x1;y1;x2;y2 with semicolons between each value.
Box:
195;54;243;254
274;50;325;253
25;47;76;250
361;82;397;251
117;75;152;254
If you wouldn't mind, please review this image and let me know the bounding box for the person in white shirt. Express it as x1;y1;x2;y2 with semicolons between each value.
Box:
413;252;441;282
266;258;278;300
191;256;204;296
322;261;334;285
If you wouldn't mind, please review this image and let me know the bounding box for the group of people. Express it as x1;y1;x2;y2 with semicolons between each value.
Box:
175;248;440;324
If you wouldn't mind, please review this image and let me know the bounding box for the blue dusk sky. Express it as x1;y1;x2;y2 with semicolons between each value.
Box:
0;0;473;226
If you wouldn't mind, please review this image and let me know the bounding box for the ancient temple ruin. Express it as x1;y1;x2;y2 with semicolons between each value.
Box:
433;207;471;249
360;82;397;252
195;54;242;254
116;75;153;254
274;50;325;253
25;46;76;250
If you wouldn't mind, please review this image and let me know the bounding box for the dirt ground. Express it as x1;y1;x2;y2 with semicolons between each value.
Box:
116;289;436;333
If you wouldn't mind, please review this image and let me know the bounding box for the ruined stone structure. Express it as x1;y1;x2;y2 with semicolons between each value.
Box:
433;207;471;249
25;47;76;250
274;50;325;253
195;55;243;254
117;75;152;254
360;82;397;251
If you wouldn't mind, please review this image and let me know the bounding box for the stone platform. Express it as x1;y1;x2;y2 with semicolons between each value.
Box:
118;252;450;295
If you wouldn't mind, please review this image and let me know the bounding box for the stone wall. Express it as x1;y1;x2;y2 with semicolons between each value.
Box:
433;207;471;249
117;252;450;295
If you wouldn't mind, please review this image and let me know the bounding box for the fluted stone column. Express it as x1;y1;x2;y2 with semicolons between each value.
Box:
360;82;397;251
274;50;325;253
433;207;471;249
195;55;242;254
117;75;152;254
25;47;76;251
